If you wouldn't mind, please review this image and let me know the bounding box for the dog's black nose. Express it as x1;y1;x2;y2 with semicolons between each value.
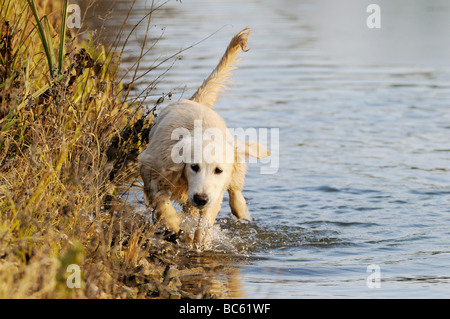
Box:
193;193;208;207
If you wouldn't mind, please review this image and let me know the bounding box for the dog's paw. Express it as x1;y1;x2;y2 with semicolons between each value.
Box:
161;229;185;244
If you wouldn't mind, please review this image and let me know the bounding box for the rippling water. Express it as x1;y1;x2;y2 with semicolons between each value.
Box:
84;0;450;297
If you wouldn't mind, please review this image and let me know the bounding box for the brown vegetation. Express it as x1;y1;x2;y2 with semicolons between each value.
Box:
0;0;227;298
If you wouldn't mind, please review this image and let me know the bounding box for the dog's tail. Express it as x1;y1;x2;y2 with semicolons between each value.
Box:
190;27;250;109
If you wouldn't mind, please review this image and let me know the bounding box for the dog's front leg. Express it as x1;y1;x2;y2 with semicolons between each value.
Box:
148;179;181;233
193;201;222;244
228;189;251;220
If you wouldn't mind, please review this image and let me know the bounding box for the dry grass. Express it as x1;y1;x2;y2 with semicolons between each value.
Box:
0;0;228;299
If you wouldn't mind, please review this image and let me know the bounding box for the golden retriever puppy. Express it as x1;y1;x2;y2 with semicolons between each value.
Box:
138;28;270;244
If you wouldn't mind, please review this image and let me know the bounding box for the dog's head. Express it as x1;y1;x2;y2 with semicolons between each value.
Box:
172;128;270;209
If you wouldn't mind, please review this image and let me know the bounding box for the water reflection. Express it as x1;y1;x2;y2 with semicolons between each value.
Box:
174;250;246;298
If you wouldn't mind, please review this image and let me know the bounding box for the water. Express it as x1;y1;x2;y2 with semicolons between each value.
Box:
83;0;450;298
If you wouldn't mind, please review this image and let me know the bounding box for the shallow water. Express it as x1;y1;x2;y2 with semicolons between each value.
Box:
85;0;450;298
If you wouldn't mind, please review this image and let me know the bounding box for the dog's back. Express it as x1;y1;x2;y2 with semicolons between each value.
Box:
140;100;228;177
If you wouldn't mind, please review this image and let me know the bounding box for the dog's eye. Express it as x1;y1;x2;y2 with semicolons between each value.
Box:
191;164;200;172
214;167;223;174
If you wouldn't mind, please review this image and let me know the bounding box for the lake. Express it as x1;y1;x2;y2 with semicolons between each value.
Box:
82;0;450;298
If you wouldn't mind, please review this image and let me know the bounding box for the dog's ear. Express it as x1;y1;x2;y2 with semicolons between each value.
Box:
235;140;270;159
